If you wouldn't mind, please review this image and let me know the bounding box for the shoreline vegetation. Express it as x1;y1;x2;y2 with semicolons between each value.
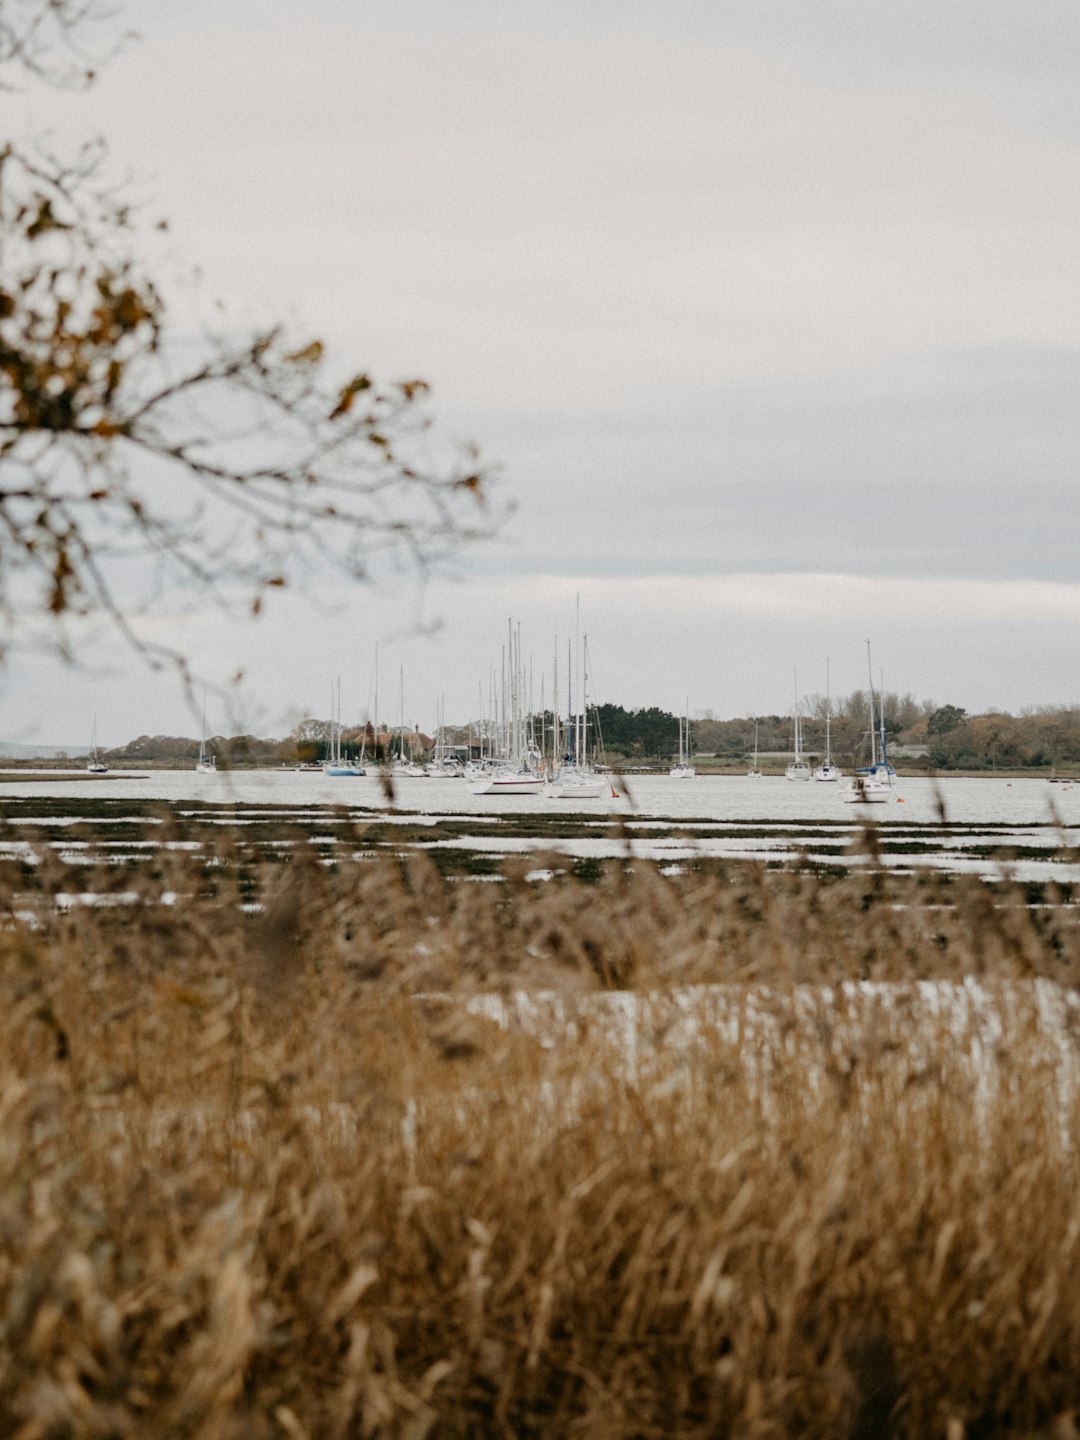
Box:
3;814;1080;1437
2;757;1079;782
14;696;1080;774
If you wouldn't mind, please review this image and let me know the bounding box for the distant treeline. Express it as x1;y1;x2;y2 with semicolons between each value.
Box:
694;698;1080;771
104;700;1080;771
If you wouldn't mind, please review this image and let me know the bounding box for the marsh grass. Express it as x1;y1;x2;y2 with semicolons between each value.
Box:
3;831;1080;1437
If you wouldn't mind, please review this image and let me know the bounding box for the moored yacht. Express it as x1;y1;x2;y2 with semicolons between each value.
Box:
813;661;841;782
785;677;810;780
842;644;895;802
195;699;216;774
87;715;109;774
670;702;696;778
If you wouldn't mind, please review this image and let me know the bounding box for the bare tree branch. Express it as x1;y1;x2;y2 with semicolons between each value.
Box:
0;1;500;686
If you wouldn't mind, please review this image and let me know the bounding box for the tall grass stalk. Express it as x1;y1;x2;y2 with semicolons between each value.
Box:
2;844;1080;1436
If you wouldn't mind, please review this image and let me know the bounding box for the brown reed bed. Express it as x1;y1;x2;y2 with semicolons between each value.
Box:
3;835;1080;1438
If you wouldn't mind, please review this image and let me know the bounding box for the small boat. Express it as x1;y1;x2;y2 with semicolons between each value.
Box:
549;626;611;797
785;675;810;781
472;620;543;796
747;719;762;777
844;645;895;801
473;770;546;796
324;759;364;777
87;715;109;774
813;661;841;782
842;776;892;804
323;676;365;776
852;644;895;787
195;699;216;774
670;701;696;778
390;668;426;776
550;770;608;799
426;702;465;776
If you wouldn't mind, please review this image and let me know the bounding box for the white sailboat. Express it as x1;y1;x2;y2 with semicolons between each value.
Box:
323;676;364;776
747;719;762;778
472;620;544;795
813;660;841;782
842;773;891;803
842;645;892;803
550;626;609;799
195;699;216;774
669;700;696;779
392;669;427;777
87;715;109;774
785;675;810;781
426;698;465;776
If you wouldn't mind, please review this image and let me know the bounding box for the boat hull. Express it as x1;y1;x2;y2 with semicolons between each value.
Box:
472;775;545;796
842;780;891;803
550;781;607;799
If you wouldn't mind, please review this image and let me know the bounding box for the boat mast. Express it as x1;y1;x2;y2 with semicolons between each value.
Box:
552;636;560;771
566;638;574;765
866;640;878;767
793;669;801;765
575;595;583;768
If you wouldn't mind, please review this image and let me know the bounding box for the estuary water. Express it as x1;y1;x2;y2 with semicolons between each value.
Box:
0;768;1073;828
0;770;1076;882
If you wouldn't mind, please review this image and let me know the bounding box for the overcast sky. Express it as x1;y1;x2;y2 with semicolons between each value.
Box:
5;0;1079;743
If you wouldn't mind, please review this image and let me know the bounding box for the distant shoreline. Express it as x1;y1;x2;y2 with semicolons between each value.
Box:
0;764;1073;783
0;770;151;782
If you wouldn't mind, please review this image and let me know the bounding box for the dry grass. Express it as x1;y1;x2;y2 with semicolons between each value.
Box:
3;837;1080;1438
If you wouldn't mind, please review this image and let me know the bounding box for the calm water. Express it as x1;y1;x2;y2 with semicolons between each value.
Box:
2;770;1078;883
0;768;1073;829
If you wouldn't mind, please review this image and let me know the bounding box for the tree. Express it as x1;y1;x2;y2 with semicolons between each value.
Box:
0;2;494;682
927;705;968;736
291;718;332;765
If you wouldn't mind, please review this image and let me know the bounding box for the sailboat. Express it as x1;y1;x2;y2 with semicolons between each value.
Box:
670;700;696;779
195;699;216;774
87;715;109;774
747;719;762;778
323;676;364;776
392;669;427;777
426;697;465;776
842;644;892;803
550;622;609;799
785;675;810;780
813;660;841;782
472;620;545;795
